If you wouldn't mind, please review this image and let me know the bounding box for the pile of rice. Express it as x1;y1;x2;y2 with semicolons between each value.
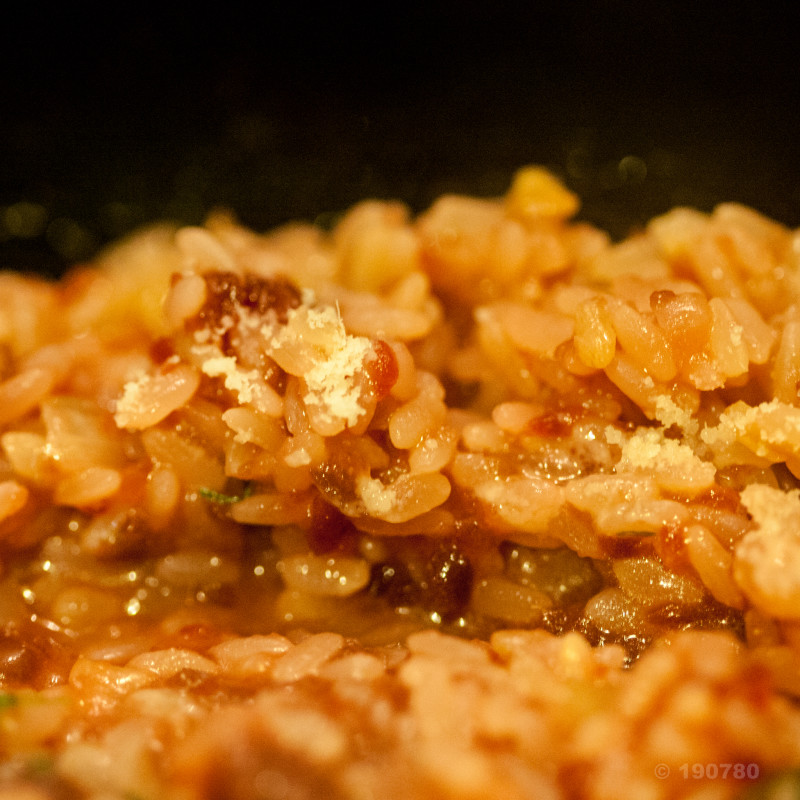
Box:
1;167;800;799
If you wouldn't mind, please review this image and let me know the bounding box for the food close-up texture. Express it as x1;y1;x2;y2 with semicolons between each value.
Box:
2;167;800;799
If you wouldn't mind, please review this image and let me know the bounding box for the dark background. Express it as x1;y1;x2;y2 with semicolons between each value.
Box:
2;4;799;276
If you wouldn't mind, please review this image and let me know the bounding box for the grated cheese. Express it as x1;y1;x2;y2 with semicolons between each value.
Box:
605;425;716;494
200;356;261;404
701;399;800;461
358;476;398;517
269;304;375;429
113;371;152;429
192;346;283;417
284;448;311;467
303;339;373;427
735;484;800;618
654;394;699;436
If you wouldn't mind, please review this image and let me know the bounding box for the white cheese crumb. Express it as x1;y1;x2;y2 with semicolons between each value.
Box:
194;292;375;430
740;483;800;534
305;304;339;330
192;345;283;417
303;335;374;427
701;399;800;461
357;476;398;517
199;355;263;405
201;357;256;400
654;394;699;435
113;372;151;429
736;483;800;618
604;426;624;448
268;302;375;428
284;449;311;467
605;425;715;493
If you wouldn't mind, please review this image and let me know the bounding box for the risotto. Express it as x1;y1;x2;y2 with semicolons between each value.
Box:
1;167;800;799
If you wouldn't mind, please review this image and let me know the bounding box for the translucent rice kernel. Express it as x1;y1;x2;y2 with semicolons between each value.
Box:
2;431;56;485
357;472;451;523
127;648;221;678
317;651;385;682
573;296;616;369
491;402;540;434
142;428;226;492
613;556;706;608
648;206;709;259
144;465;181;527
408;428;458;474
583;587;650;641
154;550;240;588
336;202;420;292
0;367;55;427
470;576;552;625
606;298;677;383
209;634;292;670
485;218;528;282
495;303;575;357
521;223;571;276
0;479;28;522
405;629;491;664
708;297;750;380
722;296;775;364
684;523;744;609
505;166;580;221
69;657;154;696
389;371;447;449
114;364;200;431
650;290;712;353
388;340;418;401
40;396;126;473
687;233;748;304
734;484;800;620
277;553;371;597
230;491;312;525
270;632;345;683
175;226;238;273
587;235;671;285
603;351;698;420
51;585;121;627
772;318;800;405
163;272;207;330
471;474;564;533
53;466;123;508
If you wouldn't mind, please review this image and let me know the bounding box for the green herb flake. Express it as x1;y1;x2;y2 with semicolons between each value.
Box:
0;692;19;710
199;483;254;505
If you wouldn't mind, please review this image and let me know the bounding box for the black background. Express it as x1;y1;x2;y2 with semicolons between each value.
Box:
2;3;799;276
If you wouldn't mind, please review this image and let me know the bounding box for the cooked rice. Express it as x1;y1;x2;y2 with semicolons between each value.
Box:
2;167;800;798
